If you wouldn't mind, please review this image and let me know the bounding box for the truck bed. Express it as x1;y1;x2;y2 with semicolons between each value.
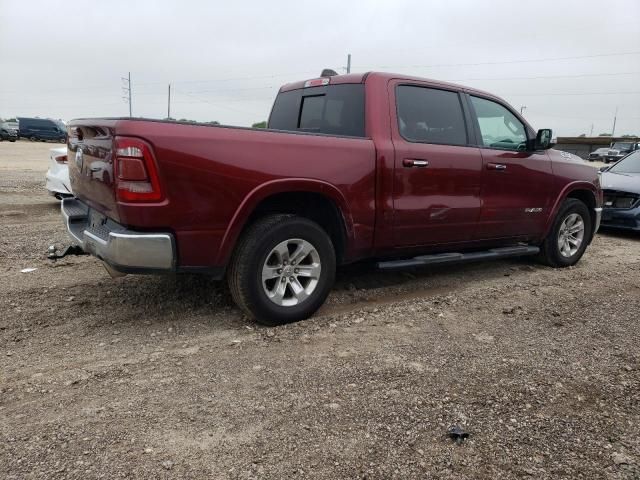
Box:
67;119;376;268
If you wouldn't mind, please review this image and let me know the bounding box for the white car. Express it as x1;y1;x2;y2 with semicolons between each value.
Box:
45;147;73;199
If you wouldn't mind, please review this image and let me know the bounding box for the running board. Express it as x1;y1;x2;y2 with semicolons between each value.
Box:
377;245;540;271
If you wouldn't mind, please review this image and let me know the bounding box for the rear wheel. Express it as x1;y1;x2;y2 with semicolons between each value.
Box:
227;214;336;326
538;198;591;267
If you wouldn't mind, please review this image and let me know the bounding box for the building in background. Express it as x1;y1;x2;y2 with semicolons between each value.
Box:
555;136;640;160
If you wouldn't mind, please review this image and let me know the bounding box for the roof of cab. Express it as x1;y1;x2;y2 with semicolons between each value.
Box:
278;71;498;100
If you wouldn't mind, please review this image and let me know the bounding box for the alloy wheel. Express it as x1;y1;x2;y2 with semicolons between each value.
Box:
557;213;585;258
261;238;321;307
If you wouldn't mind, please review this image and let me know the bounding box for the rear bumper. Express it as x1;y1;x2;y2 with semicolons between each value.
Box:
61;198;176;273
46;168;72;196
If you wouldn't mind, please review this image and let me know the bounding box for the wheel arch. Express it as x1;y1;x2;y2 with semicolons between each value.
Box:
544;182;599;241
216;179;354;266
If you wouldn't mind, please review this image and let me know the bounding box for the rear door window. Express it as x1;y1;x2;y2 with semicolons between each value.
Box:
269;84;365;137
396;85;468;146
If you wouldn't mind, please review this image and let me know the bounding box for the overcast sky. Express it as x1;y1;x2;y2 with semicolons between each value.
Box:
1;0;639;136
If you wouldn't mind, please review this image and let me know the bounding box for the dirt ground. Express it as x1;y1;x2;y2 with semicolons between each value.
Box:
1;141;638;479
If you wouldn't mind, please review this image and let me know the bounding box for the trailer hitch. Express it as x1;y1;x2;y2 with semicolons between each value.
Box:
47;244;89;261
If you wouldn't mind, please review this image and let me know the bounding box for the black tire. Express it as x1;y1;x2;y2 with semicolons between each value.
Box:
29;136;36;142
538;198;592;268
227;214;336;326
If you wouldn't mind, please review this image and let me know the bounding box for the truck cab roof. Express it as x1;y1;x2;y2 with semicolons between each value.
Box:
279;71;499;100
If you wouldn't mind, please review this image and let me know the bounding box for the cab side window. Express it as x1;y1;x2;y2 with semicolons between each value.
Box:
470;96;527;151
396;85;468;146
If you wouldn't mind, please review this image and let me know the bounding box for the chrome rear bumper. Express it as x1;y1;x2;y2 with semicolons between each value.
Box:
61;198;175;272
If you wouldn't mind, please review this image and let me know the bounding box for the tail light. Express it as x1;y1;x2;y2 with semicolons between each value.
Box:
114;137;163;202
54;154;67;164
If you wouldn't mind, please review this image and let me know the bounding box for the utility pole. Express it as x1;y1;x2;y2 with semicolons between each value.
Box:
611;106;618;137
589;123;594;137
520;105;527;115
122;72;132;117
347;54;351;74
167;83;171;119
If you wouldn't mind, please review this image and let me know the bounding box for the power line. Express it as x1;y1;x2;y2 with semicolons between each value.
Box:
505;91;640;97
370;50;640;70
447;71;640;82
178;90;255;115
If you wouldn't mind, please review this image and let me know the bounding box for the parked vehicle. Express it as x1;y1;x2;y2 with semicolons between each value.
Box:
16;117;67;142
604;141;640;164
60;71;602;325
45;147;72;199
0;121;18;142
588;147;610;162
599;150;640;230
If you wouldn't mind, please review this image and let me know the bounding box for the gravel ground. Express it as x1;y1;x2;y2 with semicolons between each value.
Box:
1;141;639;479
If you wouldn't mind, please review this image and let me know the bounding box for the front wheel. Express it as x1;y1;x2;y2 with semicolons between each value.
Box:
538;199;592;267
227;214;336;326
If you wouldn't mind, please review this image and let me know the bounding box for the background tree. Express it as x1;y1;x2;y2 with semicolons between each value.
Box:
252;121;267;129
598;133;612;137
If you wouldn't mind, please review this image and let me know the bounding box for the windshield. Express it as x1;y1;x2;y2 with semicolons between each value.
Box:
609;150;640;174
611;142;632;150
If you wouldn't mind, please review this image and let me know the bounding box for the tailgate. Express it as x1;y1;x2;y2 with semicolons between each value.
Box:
67;120;120;221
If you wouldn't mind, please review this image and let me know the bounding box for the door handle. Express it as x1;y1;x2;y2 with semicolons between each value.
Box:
487;162;507;171
403;158;429;168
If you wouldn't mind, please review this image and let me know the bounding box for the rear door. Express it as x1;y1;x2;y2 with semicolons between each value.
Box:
467;94;553;239
390;82;483;247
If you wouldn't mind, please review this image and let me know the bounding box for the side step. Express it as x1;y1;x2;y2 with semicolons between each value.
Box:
377;245;540;271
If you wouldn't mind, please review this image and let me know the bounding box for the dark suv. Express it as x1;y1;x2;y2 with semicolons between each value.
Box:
17;117;67;142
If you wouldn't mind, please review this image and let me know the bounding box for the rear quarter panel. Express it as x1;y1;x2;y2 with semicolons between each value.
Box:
114;120;376;268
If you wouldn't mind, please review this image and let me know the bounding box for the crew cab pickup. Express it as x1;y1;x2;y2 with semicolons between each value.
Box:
61;71;602;325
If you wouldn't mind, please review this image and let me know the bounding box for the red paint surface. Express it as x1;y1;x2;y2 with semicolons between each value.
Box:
68;72;601;270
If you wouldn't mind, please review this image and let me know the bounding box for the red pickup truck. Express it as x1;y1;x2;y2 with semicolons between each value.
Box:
61;71;602;325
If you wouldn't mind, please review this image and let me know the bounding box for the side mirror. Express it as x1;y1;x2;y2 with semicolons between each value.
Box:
534;129;553;150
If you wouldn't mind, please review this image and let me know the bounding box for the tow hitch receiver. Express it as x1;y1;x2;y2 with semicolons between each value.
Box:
47;244;88;261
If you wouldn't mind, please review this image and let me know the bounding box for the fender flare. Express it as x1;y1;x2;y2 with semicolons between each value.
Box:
215;178;354;265
543;181;599;238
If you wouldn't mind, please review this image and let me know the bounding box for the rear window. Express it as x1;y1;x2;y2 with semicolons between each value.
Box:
268;84;365;137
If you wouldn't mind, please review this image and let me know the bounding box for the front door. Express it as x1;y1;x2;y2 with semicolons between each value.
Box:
391;83;483;247
467;95;553;239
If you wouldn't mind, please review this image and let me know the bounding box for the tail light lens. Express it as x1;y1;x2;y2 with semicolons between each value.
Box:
114;137;163;202
54;154;67;164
